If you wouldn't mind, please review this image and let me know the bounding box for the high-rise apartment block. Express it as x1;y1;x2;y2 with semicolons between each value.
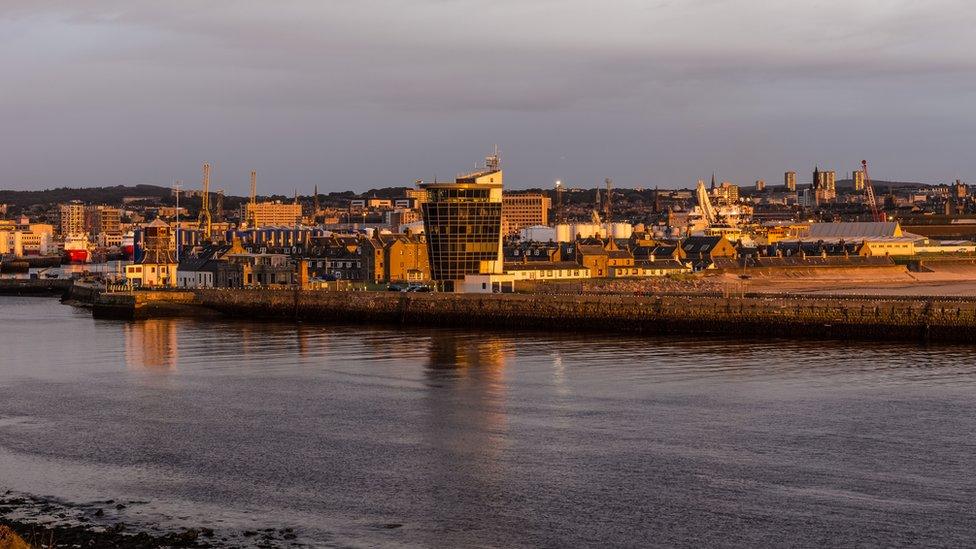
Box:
59;203;86;236
244;202;303;227
93;206;122;235
813;167;836;202
852;170;866;191
712;182;740;205
501;193;551;235
785;171;797;192
404;188;427;206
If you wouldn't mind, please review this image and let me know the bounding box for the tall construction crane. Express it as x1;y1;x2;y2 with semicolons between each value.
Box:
861;160;882;222
198;162;213;240
247;170;257;228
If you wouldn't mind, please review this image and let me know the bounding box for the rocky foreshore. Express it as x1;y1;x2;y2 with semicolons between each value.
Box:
0;491;303;548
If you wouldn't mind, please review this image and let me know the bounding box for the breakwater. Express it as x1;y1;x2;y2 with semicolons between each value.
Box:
142;288;976;342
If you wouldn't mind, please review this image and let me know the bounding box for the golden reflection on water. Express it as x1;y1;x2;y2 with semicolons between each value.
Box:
123;319;178;370
422;332;513;492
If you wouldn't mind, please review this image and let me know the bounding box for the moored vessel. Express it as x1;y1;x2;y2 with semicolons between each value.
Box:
64;235;90;264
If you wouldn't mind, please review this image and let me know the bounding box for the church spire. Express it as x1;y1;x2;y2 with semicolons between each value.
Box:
313;185;320;223
710;172;716;190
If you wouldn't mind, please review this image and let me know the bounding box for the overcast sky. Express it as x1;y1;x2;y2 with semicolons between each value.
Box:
2;0;974;193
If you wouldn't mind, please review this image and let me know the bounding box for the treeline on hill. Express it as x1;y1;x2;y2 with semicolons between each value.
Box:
0;180;930;209
0;185;173;207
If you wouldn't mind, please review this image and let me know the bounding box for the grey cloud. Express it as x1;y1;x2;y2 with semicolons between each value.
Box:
0;0;974;191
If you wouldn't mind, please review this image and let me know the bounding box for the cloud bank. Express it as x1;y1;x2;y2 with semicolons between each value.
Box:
1;0;974;192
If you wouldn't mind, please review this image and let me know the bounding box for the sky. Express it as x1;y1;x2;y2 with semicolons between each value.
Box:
1;0;974;193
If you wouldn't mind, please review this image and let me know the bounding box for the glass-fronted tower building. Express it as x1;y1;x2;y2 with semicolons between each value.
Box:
420;152;504;291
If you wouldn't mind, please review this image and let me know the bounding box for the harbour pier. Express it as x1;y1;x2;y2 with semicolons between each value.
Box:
89;287;976;342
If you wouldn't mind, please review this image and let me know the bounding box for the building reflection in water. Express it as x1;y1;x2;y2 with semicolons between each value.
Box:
123;319;179;370
420;331;513;521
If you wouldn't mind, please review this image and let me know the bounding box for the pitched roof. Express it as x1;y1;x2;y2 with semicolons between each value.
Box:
806;222;901;238
681;236;723;253
504;261;583;272
577;244;607;256
634;259;688;270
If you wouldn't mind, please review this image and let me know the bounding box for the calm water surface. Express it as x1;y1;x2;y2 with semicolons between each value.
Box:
1;296;975;547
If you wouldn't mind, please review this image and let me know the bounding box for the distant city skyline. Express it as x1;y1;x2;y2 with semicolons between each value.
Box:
1;1;974;193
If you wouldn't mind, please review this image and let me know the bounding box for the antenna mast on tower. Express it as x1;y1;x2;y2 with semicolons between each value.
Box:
486;145;500;171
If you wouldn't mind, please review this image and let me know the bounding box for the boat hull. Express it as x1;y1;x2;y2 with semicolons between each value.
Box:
65;249;89;263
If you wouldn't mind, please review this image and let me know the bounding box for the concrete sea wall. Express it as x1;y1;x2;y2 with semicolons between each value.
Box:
191;289;976;342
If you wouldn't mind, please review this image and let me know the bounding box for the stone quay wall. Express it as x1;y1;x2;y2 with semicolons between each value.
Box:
191;288;976;342
92;290;202;320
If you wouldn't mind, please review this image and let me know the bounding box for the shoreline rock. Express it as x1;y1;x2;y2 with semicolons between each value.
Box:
0;491;300;548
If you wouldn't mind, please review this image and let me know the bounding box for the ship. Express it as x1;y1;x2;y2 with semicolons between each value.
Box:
686;179;752;234
64;234;90;264
121;231;135;259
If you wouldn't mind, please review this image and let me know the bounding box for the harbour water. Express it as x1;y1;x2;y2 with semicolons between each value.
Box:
1;295;976;546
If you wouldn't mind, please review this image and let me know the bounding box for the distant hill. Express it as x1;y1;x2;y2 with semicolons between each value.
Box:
835;179;931;190
0;184;175;207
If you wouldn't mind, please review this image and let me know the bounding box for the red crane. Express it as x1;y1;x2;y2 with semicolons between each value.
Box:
861;159;882;222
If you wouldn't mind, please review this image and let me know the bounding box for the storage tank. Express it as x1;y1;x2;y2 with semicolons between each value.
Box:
573;223;604;239
611;223;633;239
554;224;573;243
11;231;23;257
520;225;555;242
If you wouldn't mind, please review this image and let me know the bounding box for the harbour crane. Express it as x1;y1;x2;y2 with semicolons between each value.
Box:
861;160;882;222
198;162;213;240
